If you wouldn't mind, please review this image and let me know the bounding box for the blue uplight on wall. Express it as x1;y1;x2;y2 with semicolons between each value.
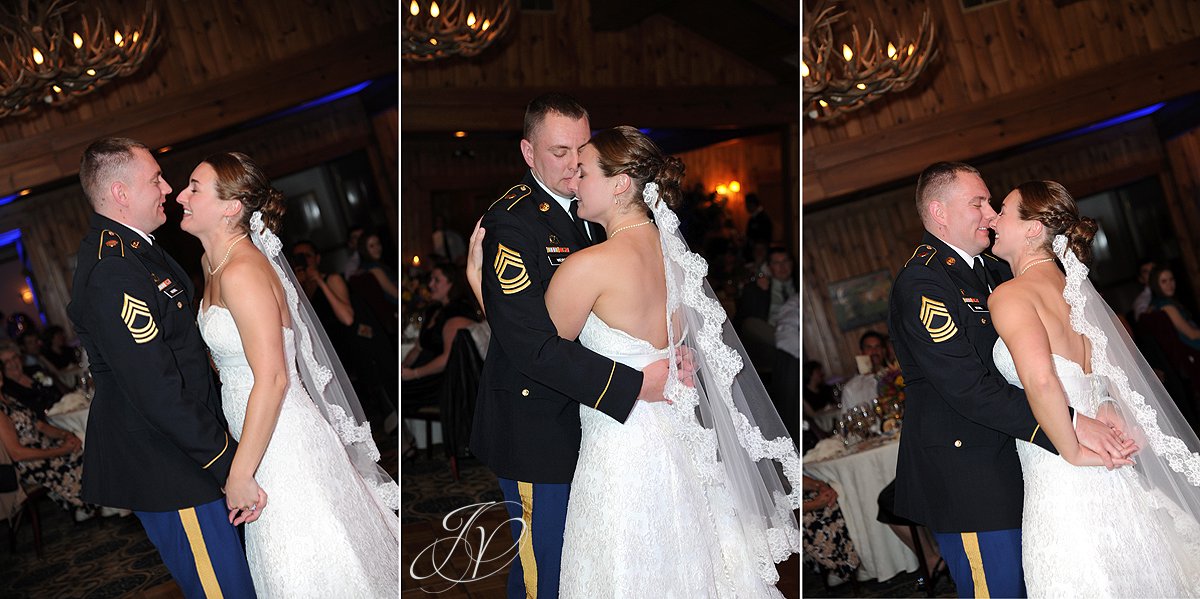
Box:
268;81;373;120
1040;103;1167;145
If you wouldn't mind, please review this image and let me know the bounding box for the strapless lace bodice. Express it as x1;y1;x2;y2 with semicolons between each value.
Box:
577;312;669;368
993;337;1103;418
198;304;302;436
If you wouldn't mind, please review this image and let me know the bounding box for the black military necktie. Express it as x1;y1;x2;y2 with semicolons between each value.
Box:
973;256;993;292
569;199;592;244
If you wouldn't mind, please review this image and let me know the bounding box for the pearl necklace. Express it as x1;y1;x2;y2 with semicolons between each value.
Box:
1019;257;1056;276
608;220;653;237
208;233;249;275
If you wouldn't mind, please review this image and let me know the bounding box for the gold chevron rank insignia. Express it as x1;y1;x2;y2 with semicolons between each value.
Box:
494;243;531;295
121;294;158;344
920;296;957;343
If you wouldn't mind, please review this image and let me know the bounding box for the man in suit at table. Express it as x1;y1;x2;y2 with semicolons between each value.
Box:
68;137;257;599
471;93;675;599
888;161;1131;598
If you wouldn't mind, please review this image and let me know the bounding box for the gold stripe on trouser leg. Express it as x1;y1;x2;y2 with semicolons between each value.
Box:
179;507;225;599
518;481;538;599
961;532;990;599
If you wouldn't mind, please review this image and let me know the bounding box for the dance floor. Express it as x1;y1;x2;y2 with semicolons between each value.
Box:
401;450;800;598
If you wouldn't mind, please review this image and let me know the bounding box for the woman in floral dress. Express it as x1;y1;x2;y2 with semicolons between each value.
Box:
0;384;91;517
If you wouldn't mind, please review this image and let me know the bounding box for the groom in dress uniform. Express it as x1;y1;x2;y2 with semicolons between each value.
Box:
889;162;1129;598
472;94;672;599
68;138;257;599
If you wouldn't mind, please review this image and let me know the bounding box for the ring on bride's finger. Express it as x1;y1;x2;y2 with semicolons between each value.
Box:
250;504;257;512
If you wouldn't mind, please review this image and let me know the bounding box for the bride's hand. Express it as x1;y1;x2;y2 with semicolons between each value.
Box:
1067;444;1135;469
1075;413;1138;469
225;475;268;525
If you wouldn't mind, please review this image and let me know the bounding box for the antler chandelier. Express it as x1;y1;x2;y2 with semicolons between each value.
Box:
802;0;937;122
0;0;160;119
403;0;513;62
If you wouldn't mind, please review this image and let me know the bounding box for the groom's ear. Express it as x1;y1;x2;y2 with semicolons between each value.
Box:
109;180;129;207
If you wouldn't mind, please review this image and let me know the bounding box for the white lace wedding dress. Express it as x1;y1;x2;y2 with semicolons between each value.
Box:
198;304;399;598
994;337;1197;597
558;313;783;599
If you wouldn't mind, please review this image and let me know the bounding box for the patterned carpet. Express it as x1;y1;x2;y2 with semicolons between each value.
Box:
1;429;398;599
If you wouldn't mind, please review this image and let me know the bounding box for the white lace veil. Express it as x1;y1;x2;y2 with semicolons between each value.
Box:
1054;234;1200;567
248;212;399;537
646;183;801;586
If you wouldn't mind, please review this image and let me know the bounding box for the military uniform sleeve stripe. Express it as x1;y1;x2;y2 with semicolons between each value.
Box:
202;433;229;469
594;361;617;409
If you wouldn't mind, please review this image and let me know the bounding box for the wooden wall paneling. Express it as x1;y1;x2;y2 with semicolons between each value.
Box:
1163;130;1200;302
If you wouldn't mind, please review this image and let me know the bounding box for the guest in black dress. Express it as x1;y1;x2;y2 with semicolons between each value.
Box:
401;262;482;396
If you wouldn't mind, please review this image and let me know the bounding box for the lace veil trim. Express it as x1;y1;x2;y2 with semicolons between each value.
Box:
646;183;801;584
249;212;399;517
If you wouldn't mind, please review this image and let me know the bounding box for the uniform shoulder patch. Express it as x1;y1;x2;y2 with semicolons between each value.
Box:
487;184;532;211
494;243;531;294
98;230;125;259
919;296;958;343
121;293;159;344
904;244;936;268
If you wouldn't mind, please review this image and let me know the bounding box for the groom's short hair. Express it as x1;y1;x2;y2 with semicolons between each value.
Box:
523;93;589;141
915;161;981;227
80;137;150;206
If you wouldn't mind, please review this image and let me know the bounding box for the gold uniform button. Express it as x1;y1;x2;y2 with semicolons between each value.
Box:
954;440;963;448
521;389;530;397
178;301;184;309
981;317;988;324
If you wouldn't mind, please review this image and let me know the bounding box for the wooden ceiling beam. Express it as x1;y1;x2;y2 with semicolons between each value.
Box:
401;85;799;132
803;37;1200;205
0;22;398;195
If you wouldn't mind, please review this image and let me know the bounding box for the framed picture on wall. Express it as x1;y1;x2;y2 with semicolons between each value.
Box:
828;269;892;331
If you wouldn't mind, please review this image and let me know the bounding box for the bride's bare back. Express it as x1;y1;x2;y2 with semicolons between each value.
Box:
545;226;668;348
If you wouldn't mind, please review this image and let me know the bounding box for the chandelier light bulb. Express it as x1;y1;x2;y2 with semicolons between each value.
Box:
468;12;477;27
132;31;141;43
482;19;491;31
908;43;915;56
801;61;810;77
430;2;440;18
73;32;83;49
842;44;853;61
887;43;897;59
32;48;44;64
86;68;96;76
856;83;866;90
114;30;124;46
410;0;419;16
52;85;62;93
430;38;438;45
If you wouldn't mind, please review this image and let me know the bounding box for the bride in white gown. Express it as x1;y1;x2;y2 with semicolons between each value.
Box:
469;127;800;597
987;180;1200;597
177;152;399;597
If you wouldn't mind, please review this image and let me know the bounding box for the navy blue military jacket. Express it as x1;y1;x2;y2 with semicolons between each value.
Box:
68;214;235;511
471;171;641;483
889;232;1057;533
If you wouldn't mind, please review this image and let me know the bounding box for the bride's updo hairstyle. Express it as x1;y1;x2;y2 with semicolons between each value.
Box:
585;125;685;215
1015;180;1098;265
204;152;286;234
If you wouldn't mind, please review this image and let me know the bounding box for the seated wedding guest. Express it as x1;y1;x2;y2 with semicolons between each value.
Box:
840;331;892;414
0;342;61;414
736;246;797;327
359;230;398;303
802;475;861;584
431;215;466;264
292;240;355;349
40;325;79;371
802;360;832;453
0;381;93;521
1147;265;1200;351
1132;258;1157;321
400;262;481;454
18;330;73;392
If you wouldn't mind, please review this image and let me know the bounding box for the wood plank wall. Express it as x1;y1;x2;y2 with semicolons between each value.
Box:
802;0;1200;203
0;0;397;195
1163;128;1200;304
802;117;1169;374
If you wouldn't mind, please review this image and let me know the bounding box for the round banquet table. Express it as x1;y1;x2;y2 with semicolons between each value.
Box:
803;436;918;582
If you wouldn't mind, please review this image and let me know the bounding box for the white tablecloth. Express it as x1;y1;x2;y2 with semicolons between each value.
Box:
46;392;91;446
804;436;917;582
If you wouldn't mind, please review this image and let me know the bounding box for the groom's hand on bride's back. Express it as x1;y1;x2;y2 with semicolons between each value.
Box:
638;348;696;404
